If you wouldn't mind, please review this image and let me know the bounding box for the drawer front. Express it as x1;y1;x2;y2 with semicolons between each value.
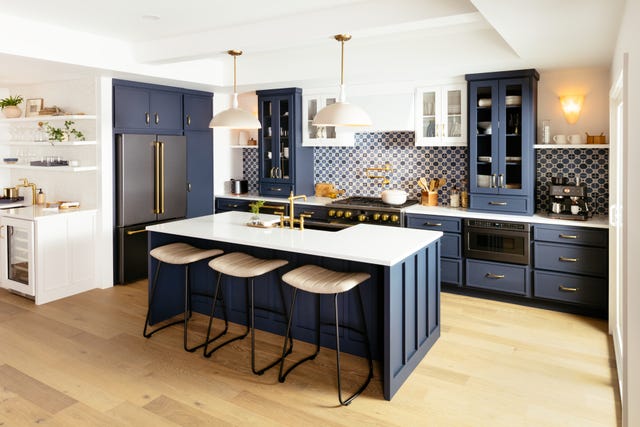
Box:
442;258;463;286
534;225;608;247
469;194;529;214
534;271;607;309
441;233;462;259
466;259;530;296
259;182;294;197
215;198;251;212
406;214;461;233
534;242;607;277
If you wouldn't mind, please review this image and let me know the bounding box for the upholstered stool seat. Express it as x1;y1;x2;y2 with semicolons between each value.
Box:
278;264;374;406
204;252;292;376
143;243;224;353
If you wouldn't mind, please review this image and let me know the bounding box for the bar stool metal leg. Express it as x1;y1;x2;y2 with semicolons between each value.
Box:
143;261;183;338
203;272;238;358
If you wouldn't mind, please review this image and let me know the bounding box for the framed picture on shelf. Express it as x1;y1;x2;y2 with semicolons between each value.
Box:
25;98;43;117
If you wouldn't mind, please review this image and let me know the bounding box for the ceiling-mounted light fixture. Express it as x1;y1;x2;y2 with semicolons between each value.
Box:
559;95;584;124
312;34;372;127
209;50;262;129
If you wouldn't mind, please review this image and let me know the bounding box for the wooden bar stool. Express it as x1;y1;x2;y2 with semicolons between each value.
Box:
204;252;293;376
143;242;224;352
278;264;374;406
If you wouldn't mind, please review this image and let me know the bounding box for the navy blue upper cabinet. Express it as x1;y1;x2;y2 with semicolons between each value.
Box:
184;94;213;130
257;88;314;197
466;70;539;215
113;80;183;132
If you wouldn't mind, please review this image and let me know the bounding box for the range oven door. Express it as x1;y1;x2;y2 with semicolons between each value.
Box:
464;220;531;265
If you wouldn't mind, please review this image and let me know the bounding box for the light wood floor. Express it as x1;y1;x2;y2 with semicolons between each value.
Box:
0;281;620;426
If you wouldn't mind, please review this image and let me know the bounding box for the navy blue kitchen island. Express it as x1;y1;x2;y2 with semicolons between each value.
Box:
146;211;442;400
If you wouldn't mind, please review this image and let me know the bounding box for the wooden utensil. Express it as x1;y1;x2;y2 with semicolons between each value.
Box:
417;179;427;191
439;177;446;187
419;177;429;191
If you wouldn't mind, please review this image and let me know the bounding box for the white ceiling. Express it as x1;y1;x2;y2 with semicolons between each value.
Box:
0;0;625;90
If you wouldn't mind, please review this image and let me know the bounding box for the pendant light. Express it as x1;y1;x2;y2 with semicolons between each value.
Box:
209;50;262;129
312;34;372;127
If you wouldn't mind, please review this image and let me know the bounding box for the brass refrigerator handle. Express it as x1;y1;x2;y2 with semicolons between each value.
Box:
154;141;160;214
126;229;147;235
159;141;164;214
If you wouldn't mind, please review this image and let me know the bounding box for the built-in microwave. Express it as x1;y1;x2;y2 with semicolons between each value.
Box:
463;219;531;265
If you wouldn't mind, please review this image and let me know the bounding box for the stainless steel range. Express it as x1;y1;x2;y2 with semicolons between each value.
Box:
325;196;418;228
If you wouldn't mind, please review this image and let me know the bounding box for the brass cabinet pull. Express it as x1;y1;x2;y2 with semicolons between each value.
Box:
491;174;497;188
301;211;315;216
559;285;579;292
186;114;191;127
263;204;285;211
424;222;442;227
489;201;507;206
485;273;505;279
227;203;239;208
126;229;147;236
559;234;578;239
154;112;159;125
145;112;150;125
499;174;504;188
269;187;283;192
559;256;578;262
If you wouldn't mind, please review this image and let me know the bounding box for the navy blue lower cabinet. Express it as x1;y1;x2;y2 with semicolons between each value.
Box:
442;258;463;286
533;242;607;277
215;198;251;213
147;230;440;401
466;259;531;296
533;271;607;310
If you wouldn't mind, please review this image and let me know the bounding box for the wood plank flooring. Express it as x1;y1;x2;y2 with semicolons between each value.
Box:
0;281;620;426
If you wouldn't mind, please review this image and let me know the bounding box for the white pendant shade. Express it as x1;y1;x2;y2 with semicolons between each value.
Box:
312;101;372;126
209;50;262;130
313;34;371;128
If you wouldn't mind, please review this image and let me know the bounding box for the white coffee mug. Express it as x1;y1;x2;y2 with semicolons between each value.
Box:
570;205;581;215
553;134;567;144
567;134;582;144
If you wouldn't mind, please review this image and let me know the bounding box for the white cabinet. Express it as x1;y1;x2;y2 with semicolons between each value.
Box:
414;84;467;146
0;209;96;304
302;95;355;147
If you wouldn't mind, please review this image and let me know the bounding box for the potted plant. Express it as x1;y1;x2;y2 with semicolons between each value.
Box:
248;200;265;224
0;95;24;118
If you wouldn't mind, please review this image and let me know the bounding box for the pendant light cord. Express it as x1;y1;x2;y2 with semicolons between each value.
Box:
340;37;345;86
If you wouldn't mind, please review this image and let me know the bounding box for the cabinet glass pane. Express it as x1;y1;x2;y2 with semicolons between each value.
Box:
504;83;523;189
7;225;29;285
447;89;462;137
307;99;317;139
324;98;337;139
422;92;436;116
474;85;494;185
279;99;290;179
423;117;436;138
261;100;274;179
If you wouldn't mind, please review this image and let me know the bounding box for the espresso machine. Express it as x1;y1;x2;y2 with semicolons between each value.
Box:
548;179;590;220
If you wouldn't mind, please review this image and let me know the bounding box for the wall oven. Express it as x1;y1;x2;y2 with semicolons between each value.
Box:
464;219;531;265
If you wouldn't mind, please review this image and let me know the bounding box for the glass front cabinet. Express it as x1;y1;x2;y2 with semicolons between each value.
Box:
415;84;467;146
257;88;314;197
466;70;539;215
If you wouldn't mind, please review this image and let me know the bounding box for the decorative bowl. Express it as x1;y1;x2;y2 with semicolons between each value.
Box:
381;189;407;205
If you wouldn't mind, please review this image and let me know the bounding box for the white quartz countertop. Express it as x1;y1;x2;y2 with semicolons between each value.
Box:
0;205;97;221
216;193;336;206
147;211;443;266
404;204;609;229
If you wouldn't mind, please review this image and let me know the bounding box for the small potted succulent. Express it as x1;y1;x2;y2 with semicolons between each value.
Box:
0;95;24;118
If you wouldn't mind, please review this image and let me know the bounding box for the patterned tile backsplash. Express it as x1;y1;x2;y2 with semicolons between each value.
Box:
242;131;609;215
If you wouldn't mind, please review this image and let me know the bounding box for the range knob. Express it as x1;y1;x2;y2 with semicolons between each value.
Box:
357;214;367;222
391;214;399;223
373;213;381;221
344;211;353;219
336;210;344;218
328;209;336;217
381;214;390;222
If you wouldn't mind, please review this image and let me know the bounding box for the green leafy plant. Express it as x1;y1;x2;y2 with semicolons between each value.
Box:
41;120;85;142
249;200;265;214
0;95;24;108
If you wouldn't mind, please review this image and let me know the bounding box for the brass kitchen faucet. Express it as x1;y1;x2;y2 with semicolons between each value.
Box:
279;191;311;230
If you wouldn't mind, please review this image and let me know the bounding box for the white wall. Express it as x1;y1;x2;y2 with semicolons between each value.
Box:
611;0;640;424
538;67;610;143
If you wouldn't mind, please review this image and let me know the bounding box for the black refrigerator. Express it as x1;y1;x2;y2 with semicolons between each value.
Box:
115;134;187;284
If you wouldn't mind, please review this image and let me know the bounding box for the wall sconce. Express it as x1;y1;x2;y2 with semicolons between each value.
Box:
559;95;584;124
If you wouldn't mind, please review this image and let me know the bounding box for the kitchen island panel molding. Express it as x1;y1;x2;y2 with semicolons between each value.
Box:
146;212;442;400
